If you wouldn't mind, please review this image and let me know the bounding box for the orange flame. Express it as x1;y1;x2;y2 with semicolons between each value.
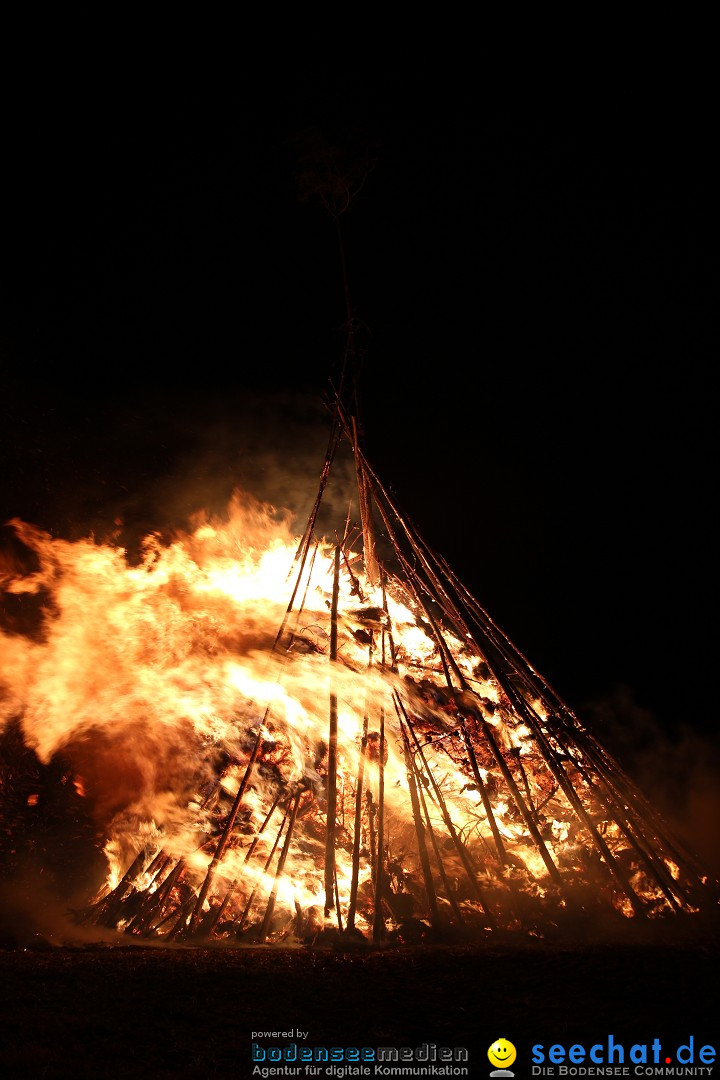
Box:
1;486;715;943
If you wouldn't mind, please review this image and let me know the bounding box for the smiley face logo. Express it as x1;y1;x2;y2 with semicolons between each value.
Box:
488;1038;517;1072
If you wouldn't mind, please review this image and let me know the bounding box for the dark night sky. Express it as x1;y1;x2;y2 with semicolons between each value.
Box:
1;68;717;861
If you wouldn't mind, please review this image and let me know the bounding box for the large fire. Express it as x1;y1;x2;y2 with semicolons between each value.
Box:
0;414;717;945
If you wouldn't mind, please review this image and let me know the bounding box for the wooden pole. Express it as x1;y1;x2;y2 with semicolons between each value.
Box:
398;714;442;936
371;570;395;941
366;790;377;890
459;716;508;864
412;746;465;927
570;724;708;896
237;802;290;932
496;676;647;915
259;792;302;942
371;706;386;942
189;723;265;933
126;859;185;936
372;590;389;943
347;713;369;930
166;892;202;941
405;585;563;888
352;417;379;586
398;694;495;925
96;848;164;928
324;545;341;917
334;867;344;933
202;788;284;938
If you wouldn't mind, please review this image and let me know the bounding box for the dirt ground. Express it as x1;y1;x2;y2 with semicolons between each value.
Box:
1;927;718;1080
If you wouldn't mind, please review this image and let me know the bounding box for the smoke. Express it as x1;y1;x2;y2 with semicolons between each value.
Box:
32;386;359;558
0;719;117;946
0;865;124;948
579;684;720;879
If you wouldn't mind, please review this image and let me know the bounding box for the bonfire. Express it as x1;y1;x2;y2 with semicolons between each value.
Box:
1;385;717;949
2;154;718;947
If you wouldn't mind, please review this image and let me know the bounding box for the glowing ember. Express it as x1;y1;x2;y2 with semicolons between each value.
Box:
0;416;717;946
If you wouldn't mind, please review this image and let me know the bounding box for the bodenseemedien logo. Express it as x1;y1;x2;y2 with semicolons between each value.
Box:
489;1037;517;1077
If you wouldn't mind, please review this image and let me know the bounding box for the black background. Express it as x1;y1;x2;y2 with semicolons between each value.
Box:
1;66;718;872
0;50;719;1080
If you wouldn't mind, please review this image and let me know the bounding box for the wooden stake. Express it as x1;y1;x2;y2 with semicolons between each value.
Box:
259;792;302;942
189;723;264;933
498;677;646;915
412;745;465;927
347;713;369;930
237;801;290;932
324;545;341;917
366;790;377;889
334;867;344;934
398;694;495;925
398;714;441;936
96;848;163;928
126;859;185;936
406;588;562;889
202;788;284;938
372;706;386;942
459;716;507;864
352;416;379;585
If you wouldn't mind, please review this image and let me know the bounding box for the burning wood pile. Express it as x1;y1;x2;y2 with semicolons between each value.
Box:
1;398;717;947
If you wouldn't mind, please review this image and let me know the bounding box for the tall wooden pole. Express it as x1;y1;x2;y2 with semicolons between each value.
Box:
372;605;388;942
398;714;441;936
347;713;368;930
371;705;386;942
352;417;379;586
324;545;341;917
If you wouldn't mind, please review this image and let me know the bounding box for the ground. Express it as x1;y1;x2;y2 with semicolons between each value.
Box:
1;930;718;1078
